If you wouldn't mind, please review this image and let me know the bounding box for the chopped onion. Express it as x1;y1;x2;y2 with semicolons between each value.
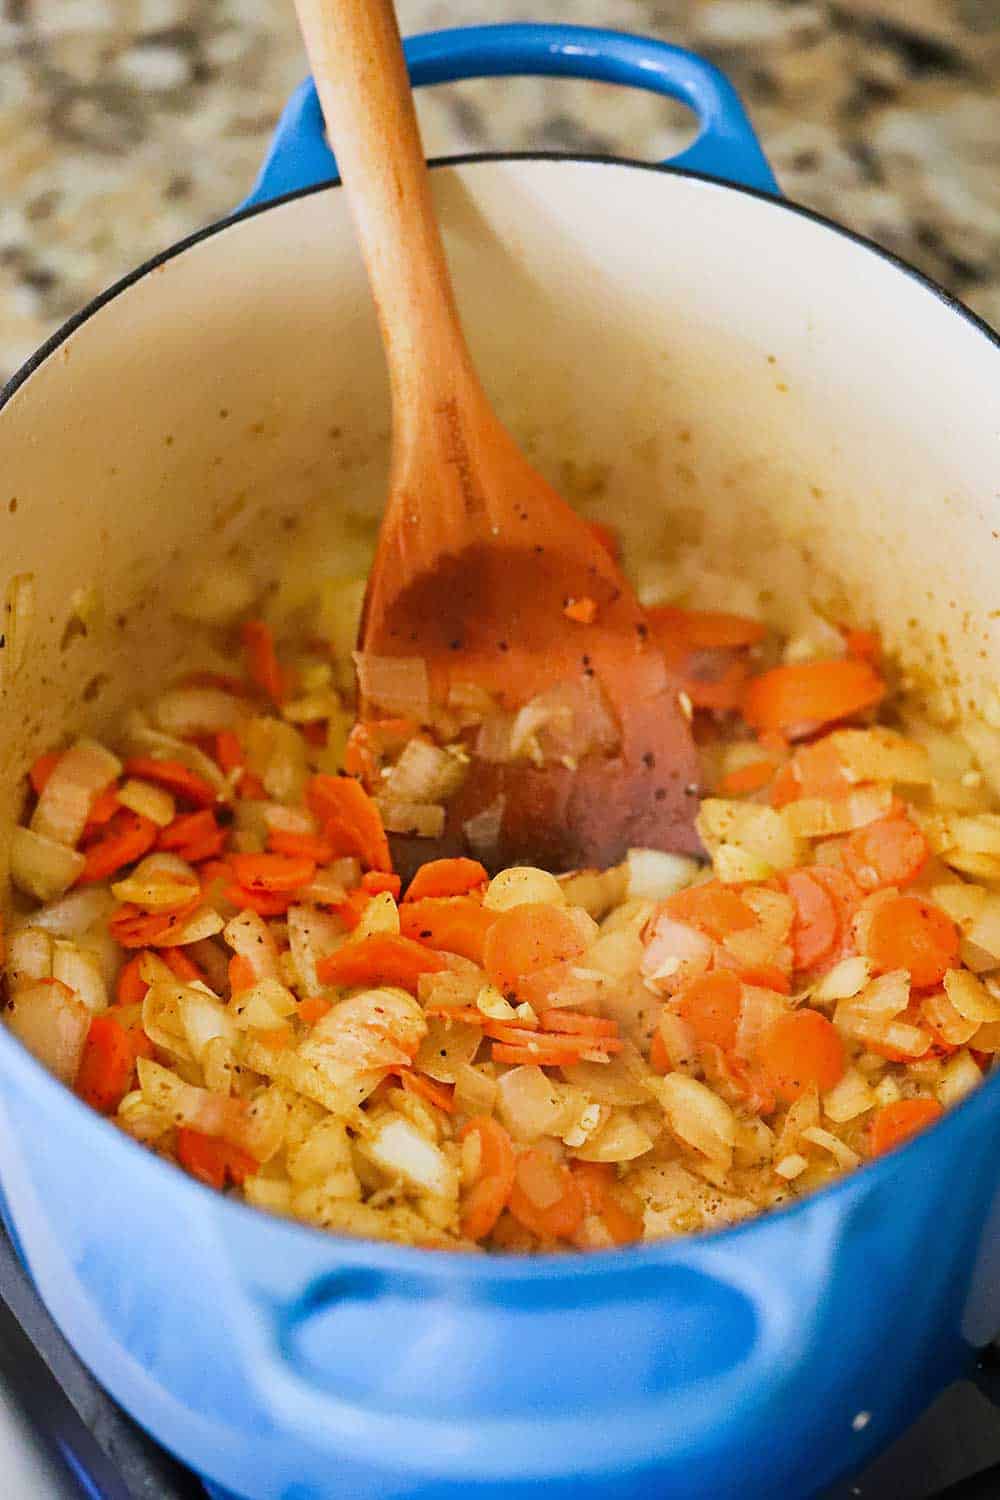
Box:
30;739;121;847
382;739;467;804
245;717;308;805
298;868;349;907
123;716;229;797
6;927;53;988
812;956;871;1003
734;986;787;1061
484;866;564;912
696;799;801;872
626;848;699;902
375;797;445;838
231;978;298;1029
179;989;237;1062
943;968;1000;1024
822;1066;876;1124
496;1065;572;1141
263;803;317;836
153;687;244;737
51;940;107;1014
453;1060;497;1116
354;891;399;938
287;905;342;995
224;909;280;983
18;886;115;937
117;779;175;828
654;1072;736;1168
6;979;89;1084
571;1109;653;1163
462;796;505;859
142;981;193;1060
829;729;931;785
562;1045;654;1105
362;1115;457;1200
11;827;86;901
138;1057;284;1162
112;853;200;910
922;987;980;1045
353;652;430;718
155;906;224;947
936;1050;982;1108
414;1016;482;1082
640;912;713;992
800;1125;860;1171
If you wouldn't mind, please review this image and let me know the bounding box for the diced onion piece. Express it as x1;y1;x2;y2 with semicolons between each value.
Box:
571;1109;653;1163
484;866;565;911
17;886;116;937
829;729;931;785
476;985;518;1022
462;796;505;859
496;1065;572;1142
561;1046;654;1105
972;1020;1000;1053
375;798;445;838
263;803;316;836
117;779;176;828
640;913;713;992
224;909;280;983
936;1049;983;1108
943;968;1000;1024
947;814;1000;856
138;1057;284;1162
713;844;775;883
812;956;871;1003
111;854;200;910
7;927;53;989
362;1115;457;1199
921;987;980;1046
245;717;308;804
783;785;893;839
353;652;430;718
696;800;801;872
142;980;192;1059
558;865;628;920
123;717;229;797
155;906;224;947
775;1153;809;1181
800;1125;860;1171
30;739;121;847
734;985;787;1061
299;868;350;907
11;827;86;901
844;970;911;1021
849;1015;931;1057
382;739;467;804
822;1066;876;1123
873;1075;902;1106
153;687;244;737
286;905;342;996
5;572;35;678
453;1061;497;1116
51;940;107;1014
626;848;699;901
180;989;238;1062
7;979;90;1083
654;1072;736;1168
231;978;299;1029
354;891;399;939
414;1016;481;1082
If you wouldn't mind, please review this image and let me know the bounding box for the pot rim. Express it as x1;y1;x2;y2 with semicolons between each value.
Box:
2;152;998;1276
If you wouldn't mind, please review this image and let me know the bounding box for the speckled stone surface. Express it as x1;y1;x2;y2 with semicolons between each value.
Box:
1;0;997;381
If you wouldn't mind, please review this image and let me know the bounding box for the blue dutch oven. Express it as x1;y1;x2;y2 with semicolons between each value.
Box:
0;24;997;1500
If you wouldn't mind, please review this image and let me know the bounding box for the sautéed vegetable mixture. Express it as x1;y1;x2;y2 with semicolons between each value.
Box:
4;528;999;1250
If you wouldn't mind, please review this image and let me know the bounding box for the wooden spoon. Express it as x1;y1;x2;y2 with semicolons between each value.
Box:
294;0;701;874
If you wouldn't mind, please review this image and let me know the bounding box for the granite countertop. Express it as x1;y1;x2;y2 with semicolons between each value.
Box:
0;0;997;382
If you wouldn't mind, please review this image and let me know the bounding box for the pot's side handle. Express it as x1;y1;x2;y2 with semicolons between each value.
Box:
243;22;779;210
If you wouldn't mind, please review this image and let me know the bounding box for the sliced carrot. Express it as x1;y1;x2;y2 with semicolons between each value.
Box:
82;786;122;832
649;1027;671;1073
869;1098;943;1157
108;897;200;949
124;757;217;809
29;749;62;796
238;771;267;801
267;829;335;863
176;1128;257;1190
742;658;886;738
707;1045;777;1116
675;970;743;1052
404;858;489;903
509;1149;585;1242
241;619;287;705
563;596;598;625
718;759;775;796
399;1070;456;1113
342;718;417;788
571;1161;643;1246
758;1009;844;1103
492;1042;594;1067
317;934;445;993
307;774;392;873
161;947;206;985
647;605;767;651
716;952;792;994
229;852;316;893
76;810;158;885
256;1026;292;1050
116;952;149;1007
483;902;587;998
664;881;756;942
298;994;333;1025
785;869;839;970
399;897;497;966
104;1002;155;1061
229;955;257;995
538;1010;619;1038
76;1014;139;1114
224;884;293;918
587;521;620;561
865;895;959;989
843;815;928;892
158;809;226;862
680;658;750;713
214;730;245;774
459;1117;516;1241
422;1004;487;1026
843;627;881;663
361;871;402;899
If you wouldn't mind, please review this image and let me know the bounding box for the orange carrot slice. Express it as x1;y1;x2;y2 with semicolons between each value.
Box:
404;858;489;903
399;897;497;965
509;1149;585;1241
675;970;743;1052
317;934;445;993
124;757;217;809
75;1014;139;1114
229;853;316;893
869;1098;943;1157
241;619;287;705
843;815;928;892
865;896;959;989
176;1128;257;1190
482;902;587;998
459;1117;516;1241
307;774;392;873
758;1009;844;1102
76;810;158;885
785;869;839;971
743;659;885;738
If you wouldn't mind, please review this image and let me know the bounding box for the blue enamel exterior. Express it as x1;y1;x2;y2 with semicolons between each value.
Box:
1;23;997;1500
245;24;780;206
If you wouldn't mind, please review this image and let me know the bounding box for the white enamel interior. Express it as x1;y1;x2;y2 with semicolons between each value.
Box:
0;159;998;873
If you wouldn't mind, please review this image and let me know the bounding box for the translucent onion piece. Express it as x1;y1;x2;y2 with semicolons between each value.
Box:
462;795;505;859
352;652;430;718
734;986;787;1061
453;1061;497;1116
6;927;53;988
287;905;343;997
921;987;979;1046
362;1116;457;1200
375;798;445;838
496;1065;572;1141
936;1050;983;1108
800;1125;860;1171
230;978;298;1029
180;989;238;1062
51;940;108;1014
224;909;280;984
383;739;467;804
30;738;121;847
822;1066;876;1124
117;779;175;828
153;687;244;737
7;979;89;1084
414;1016;482;1083
654;1072;736;1168
19;886;116;937
155;906;224;947
484;866;565;912
571;1109;653;1163
943;968;1000;1024
11;827;86;901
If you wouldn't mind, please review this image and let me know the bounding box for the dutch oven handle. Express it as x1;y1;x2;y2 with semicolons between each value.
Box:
242;21;779;209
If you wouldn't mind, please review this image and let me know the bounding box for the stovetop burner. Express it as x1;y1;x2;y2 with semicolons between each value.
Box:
2;1224;997;1500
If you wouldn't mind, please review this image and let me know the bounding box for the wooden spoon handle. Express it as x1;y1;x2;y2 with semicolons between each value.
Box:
293;0;473;432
